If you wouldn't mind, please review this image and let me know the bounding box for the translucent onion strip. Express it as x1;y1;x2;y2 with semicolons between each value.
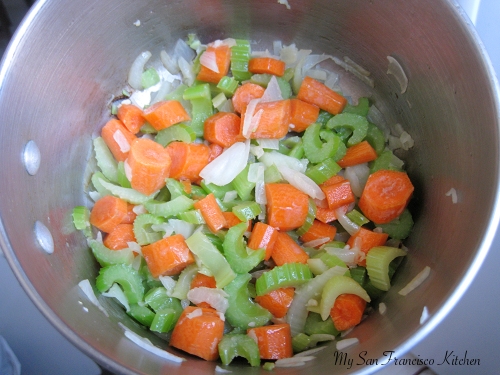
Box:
387;56;408;94
128;51;152;90
278;165;325;200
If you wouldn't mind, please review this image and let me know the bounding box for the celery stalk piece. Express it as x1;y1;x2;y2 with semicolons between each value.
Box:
303;123;346;164
343;97;370;117
304;312;340;336
133;214;165;246
349;266;367;286
365;122;386;155
88;239;134;267
170;263;199;299
316;110;334;127
98;178;154;204
150;308;181;333
144;287;182;313
366;246;407;291
183;83;213;137
232;201;261;221
312;251;348;269
165;83;188;101
346;209;370;227
376;209;414;240
185;231;236;289
296;198;317;236
127;304;155;327
166;178;190;199
91;172;112;197
369;149;405;173
95;264;145;304
143;195;194;218
230;40;252;81
315;275;371;320
326;113;369;147
287;139;305;159
141;67;160;89
232;164;256;201
217;76;239;96
177;209;205;225
291;332;335;353
218;333;261;367
155;123;196;146
250;74;272;87
117;161;131;188
255;263;313;296
72;206;92;237
276;77;292;99
200;180;235;200
307;258;330;276
224;273;272;329
93;136;118;183
263;164;283;183
223;222;265;274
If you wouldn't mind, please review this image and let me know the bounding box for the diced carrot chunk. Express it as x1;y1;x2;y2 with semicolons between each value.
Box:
297;76;347;115
232;83;265;114
203;112;244;147
271;231;309;266
101;119;137;162
117;104;145;134
103;223;136;250
143;100;190;131
289;99;320;132
299;219;337;247
166;141;210;183
89;195;128;233
247;324;293;360
247;222;278;261
255;288;295;318
265;183;309;231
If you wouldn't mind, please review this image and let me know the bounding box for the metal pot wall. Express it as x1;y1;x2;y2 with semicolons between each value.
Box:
0;0;499;374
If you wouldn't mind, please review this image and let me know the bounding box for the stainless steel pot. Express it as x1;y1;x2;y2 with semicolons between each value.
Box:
1;0;499;374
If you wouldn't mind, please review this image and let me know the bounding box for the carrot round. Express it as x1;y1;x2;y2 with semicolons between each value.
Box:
208;143;224;162
247;324;293;360
103;223;136;250
143;100;191;131
89;195;128;233
358;170;414;224
142;234;195;278
255;288;294;319
265;183;309;231
299;219;337;246
297;76;347;115
247;222;278;261
347;227;389;266
166;141;210;183
320;179;356;210
248;57;286;77
330;294;367;331
241;99;291;139
117;104;145;134
196;45;231;84
193;193;227;233
232;82;265;114
289;98;320;132
101;119;137;162
170;306;225;361
337;140;378;168
203;112;243;147
271;231;309;266
127;138;172;196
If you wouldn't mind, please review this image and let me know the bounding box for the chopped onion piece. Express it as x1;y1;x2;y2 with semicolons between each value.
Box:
379;302;387;315
159;275;177;296
102;283;130;312
174;38;195;63
78;279;109;317
88;191;101;202
242;98;260;138
399;266;431;296
292;49;312;93
120;323;185;363
257;138;280;150
248;163;265;183
420;306;429;324
336;338;359;350
199;140;250;186
200;50;219;73
160;50;179;74
367;105;390;139
388;135;403;151
150;80;173;105
168;219;195;239
223;190;239;202
400;131;414;150
305;68;327;81
333;56;375;88
324;246;358;267
250;145;265;158
186;308;203;319
210;38;237;48
178;56;195;86
259;151;308;173
280;43;298;66
387;56;408;94
255;181;267;205
278;165;325;200
302;54;333;74
344;164;370;197
324;71;340;90
335;208;360;235
343;56;371;76
113;130;130;153
277;0;291;9
446;188;458;204
260;76;283;103
302;237;330;248
129;81;161;109
132;204;147;215
187;287;229;313
128;51;152;90
273;40;283;56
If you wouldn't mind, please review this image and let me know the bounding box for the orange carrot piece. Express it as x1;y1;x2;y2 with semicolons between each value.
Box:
315;204;349;224
255;288;295;319
117;104;145;134
127;138;171;196
321;180;356;210
289;99;320;132
222;211;245;229
166;141;210;183
320;175;346;188
142;234;195;278
193;193;227;233
180;180;192;194
89;195;128;233
170;306;225;361
203;112;243;147
232;82;265;114
271;231;309;266
190;273;217;289
248;57;286;77
208;143;224;162
337;140;378;168
247;222;278;261
299;219;337;246
103;223;136;250
247;324;293;360
121;203;137;224
196;45;231;84
265;183;309;231
241;99;292;139
347;227;389;266
143;100;190;131
297;76;348;115
330;294;367;331
358;170;414;224
101;119;137;162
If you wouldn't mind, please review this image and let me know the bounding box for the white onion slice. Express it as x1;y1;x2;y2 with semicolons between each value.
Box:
379;302;387;315
210;38;237;48
280;43;298;66
168;219;195;239
187;287;229;313
367;105;390;139
333;56;375;88
248;163;265;183
242;98;260;138
259;151;308;173
446;188;458;204
257;138;280;150
178;56;195;86
78;279;109;317
255;180;267;205
324;71;340;90
335;208;360;235
277;0;291;9
277;165;325;200
292;49;312;93
344;164;370;197
305;69;327;81
302;54;333;74
199;140;250;186
399;266;431;296
159;275;176;296
200;50;219;73
150;80;173;105
344;56;371;76
260;76;283;103
323;246;358;267
273;40;283;56
387;56;408;94
102;283;130;312
302;237;330;248
223;190;238;202
128;51;151;90
113;130;130;153
174;38;195;63
160;50;179;74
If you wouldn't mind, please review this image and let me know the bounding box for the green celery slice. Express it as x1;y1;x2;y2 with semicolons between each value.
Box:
303;123;346;163
143;195;194;218
185;231;236;289
277;77;292;99
223;222;265;274
183;83;213;137
291;332;335;353
72;206;92;237
230;40;252;81
200;180;235;200
218;333;261;367
150;308;182;333
88;239;134;267
133;214;165;245
296;199;317;236
232;164;256;201
232;201;261;221
170;264;199;300
255;263;313;296
166;178;190;199
98;178;154;204
127;304;155;327
366;246;407;291
91;172;112;197
346;209;370;226
342;97;370;117
95;264;144;304
224;273;272;329
326;113;369;146
217;76;239;96
144;287;182;312
116;161;131;188
376;209;414;240
369;149;405;173
141;67;160;89
177;209;205;225
155;123;196;146
305;158;342;185
93;136;118;183
365;122;386;155
304;312;339;336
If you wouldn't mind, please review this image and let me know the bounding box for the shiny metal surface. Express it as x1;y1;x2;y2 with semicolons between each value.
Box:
0;0;499;374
